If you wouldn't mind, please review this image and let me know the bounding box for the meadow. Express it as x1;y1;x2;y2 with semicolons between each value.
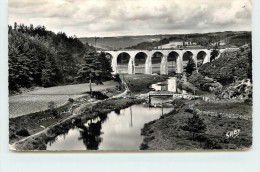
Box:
9;81;118;118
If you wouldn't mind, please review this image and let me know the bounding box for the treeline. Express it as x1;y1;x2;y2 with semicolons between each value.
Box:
126;31;251;50
125;36;215;49
8;23;112;93
125;39;170;50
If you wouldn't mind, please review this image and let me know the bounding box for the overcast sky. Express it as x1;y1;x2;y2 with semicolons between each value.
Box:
8;0;252;37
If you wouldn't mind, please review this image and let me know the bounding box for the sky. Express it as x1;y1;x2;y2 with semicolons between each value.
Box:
8;0;252;37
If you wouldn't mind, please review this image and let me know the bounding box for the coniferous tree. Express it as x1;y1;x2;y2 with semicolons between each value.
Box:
210;45;220;61
186;58;196;75
14;22;17;30
98;52;113;80
247;43;252;81
77;51;103;96
182;113;207;140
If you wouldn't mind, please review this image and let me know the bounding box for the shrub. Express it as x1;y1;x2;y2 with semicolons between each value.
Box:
140;143;149;150
114;108;121;115
68;98;75;103
203;138;222;149
16;128;30;137
182;113;207;140
184;108;193;113
47;101;57;109
47;101;58;117
113;73;121;83
65;76;75;83
194;134;208;142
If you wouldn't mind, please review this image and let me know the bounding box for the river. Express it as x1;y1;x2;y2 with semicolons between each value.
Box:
46;78;176;150
47;104;173;150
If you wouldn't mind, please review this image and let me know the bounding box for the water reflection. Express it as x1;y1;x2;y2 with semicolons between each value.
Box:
130;106;133;127
47;104;173;151
78;120;102;150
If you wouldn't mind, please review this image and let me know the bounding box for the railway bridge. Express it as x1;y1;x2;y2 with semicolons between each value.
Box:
100;48;229;75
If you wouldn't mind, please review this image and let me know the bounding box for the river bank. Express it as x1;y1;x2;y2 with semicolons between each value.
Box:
140;99;252;150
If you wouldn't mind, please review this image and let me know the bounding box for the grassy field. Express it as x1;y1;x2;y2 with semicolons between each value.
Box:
141;99;252;150
9;81;119;118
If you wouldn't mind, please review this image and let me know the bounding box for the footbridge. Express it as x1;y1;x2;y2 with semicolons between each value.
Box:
100;48;231;75
148;91;174;104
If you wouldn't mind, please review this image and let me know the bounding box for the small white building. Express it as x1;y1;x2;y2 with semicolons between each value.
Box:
168;77;177;93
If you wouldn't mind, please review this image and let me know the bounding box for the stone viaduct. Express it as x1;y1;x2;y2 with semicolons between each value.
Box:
100;48;228;75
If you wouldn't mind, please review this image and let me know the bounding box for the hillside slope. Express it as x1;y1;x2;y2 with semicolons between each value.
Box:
79;31;251;50
199;44;252;86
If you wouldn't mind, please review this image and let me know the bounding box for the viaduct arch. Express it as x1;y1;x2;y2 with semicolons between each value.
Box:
100;48;228;75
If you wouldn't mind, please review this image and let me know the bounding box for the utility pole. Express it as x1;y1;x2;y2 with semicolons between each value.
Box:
130;106;133;127
94;36;99;48
160;35;163;49
172;60;174;73
161;103;164;117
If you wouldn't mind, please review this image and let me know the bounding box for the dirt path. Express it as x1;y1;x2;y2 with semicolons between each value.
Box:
9;81;118;118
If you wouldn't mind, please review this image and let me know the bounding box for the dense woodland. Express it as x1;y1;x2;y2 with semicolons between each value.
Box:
8;23;112;94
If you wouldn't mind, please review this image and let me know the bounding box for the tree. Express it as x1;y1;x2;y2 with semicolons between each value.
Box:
14;22;17;31
41;57;57;87
78;120;102;150
210;45;220;61
247;43;252;81
182;113;207;140
98;52;113;80
77;51;102;97
8;25;12;33
186;58;196;75
29;24;34;33
8;31;36;91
